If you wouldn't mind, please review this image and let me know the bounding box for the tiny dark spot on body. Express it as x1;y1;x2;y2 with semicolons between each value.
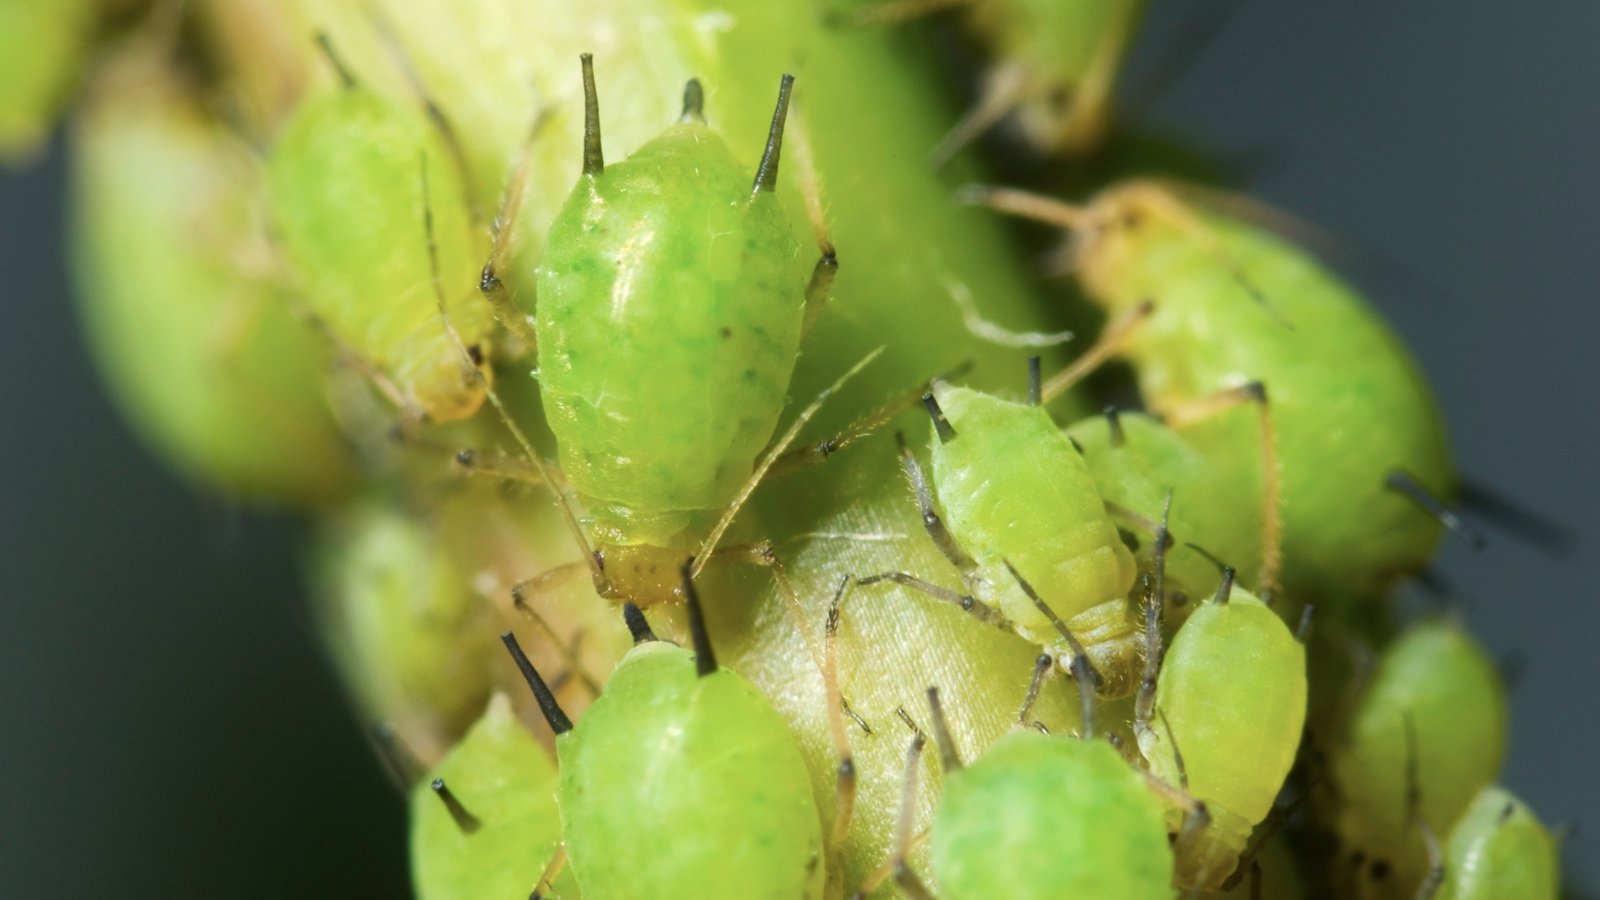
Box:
1117;528;1140;552
1171;591;1188;608
1500;802;1517;823
1369;859;1391;881
466;344;485;366
720;326;732;339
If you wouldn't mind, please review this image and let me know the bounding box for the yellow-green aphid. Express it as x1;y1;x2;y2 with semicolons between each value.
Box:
927;691;1173;899
313;501;498;755
0;0;95;161
1066;408;1266;615
506;567;825;900
976;181;1455;604
268;37;493;422
1331;621;1507;897
534;59;813;571
1432;786;1560;900
869;383;1142;696
72;42;352;504
409;693;574;900
1137;571;1307;890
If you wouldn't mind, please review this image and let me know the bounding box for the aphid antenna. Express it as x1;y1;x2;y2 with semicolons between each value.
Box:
692;347;884;578
430;778;482;834
622;603;658;645
926;685;963;772
824;575;859;851
512;594;603;696
680;560;718;677
679;78;706;123
1001;558;1105;694
921;392;958;443
579;53;603;176
751;74;795;194
1103;405;1126;446
1220;774;1322;891
370;722;424;792
501;631;573;735
419;154;611;596
1385;470;1487;551
888;707;936;900
312;32;358;89
928;64;1028;170
1134;498;1174;741
1026;356;1043;406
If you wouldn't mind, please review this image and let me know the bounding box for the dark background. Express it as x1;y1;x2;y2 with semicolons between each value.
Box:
2;3;1595;897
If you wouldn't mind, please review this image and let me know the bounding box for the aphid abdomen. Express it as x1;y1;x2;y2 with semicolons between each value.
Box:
1142;588;1307;890
558;641;824;900
931;386;1137;646
269;88;493;421
1078;186;1454;598
537;125;805;548
932;731;1172;900
1438;786;1561;900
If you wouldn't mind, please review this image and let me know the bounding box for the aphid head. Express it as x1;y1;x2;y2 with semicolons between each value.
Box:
392;337;491;423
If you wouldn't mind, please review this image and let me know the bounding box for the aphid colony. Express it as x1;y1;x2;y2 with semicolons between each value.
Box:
53;2;1565;898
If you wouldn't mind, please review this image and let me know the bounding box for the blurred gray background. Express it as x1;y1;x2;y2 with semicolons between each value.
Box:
1;2;1594;896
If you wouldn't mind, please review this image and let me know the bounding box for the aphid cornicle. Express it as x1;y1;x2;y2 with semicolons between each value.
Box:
1431;785;1561;900
507;566;825;900
268;39;494;422
506;56;839;606
863;381;1144;697
409;693;572;900
1136;571;1307;890
972;180;1455;602
1330;621;1507;897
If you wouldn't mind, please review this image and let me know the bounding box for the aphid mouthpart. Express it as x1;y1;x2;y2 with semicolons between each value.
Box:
430;778;482;834
622;603;657;645
500;631;572;735
751;73;795;194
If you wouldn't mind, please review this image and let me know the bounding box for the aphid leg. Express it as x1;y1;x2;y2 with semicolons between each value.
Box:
784;99;840;339
692;348;884;578
1039;298;1157;402
698;540;826;669
1385;469;1487;551
897;432;981;586
1134;495;1174;744
1016;653;1055;731
421;152;612;598
1162;381;1283;592
1002;559;1106;696
509;560;592;609
290;298;421;423
886;710;936;900
475;105;550;354
928;63;1030;169
511;591;602;697
824;576;858;853
925;685;964;772
1405;712;1447;900
452;447;546;486
529;844;568;900
855;571;1012;630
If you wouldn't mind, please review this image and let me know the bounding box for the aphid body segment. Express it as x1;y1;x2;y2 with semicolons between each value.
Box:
1436;785;1560;900
932;730;1172;899
1007;181;1454;601
547;627;824;898
409;694;572;900
1066;409;1264;607
0;0;94;160
1138;584;1306;890
1331;622;1507;896
930;385;1141;695
535;73;807;554
269;68;493;421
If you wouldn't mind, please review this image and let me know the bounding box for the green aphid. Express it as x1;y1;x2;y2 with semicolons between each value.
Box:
313;501;498;747
833;0;1147;161
1066;408;1267;614
0;0;94;162
409;693;574;900
71;42;352;504
1137;574;1307;891
931;728;1172;899
268;39;494;422
864;383;1143;697
1331;621;1507;896
974;180;1456;604
507;566;825;900
1432;785;1561;900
